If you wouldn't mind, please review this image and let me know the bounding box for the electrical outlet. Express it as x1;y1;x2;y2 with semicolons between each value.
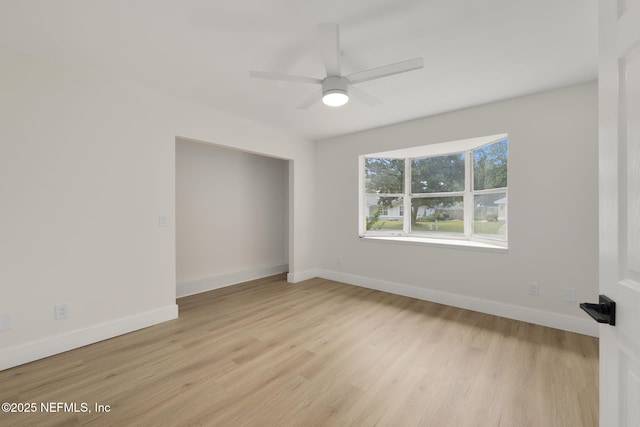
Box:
563;288;577;302
528;282;539;296
55;304;69;320
337;256;342;265
0;313;12;331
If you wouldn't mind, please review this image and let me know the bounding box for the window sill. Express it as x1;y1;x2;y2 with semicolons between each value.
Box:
360;235;508;253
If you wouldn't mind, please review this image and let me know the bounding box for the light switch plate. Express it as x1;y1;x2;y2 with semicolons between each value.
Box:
55;304;69;320
564;288;577;302
0;313;13;331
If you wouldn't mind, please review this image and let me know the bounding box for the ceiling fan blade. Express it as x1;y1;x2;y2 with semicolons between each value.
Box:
349;85;382;107
346;57;424;85
318;23;342;77
250;70;322;85
297;90;323;109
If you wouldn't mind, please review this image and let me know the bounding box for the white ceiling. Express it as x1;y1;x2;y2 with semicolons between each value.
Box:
0;0;597;141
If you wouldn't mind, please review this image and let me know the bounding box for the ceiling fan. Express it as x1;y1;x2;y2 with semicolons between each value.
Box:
250;23;424;109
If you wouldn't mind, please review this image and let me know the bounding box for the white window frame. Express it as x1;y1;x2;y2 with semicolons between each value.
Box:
359;134;508;249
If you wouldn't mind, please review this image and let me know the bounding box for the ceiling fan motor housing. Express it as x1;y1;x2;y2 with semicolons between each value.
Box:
322;76;349;97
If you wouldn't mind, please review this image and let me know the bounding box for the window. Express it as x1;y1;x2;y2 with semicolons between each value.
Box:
360;134;508;247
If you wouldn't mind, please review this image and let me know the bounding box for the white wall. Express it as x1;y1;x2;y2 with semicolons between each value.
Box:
314;82;599;336
175;140;288;296
0;46;316;370
0;47;178;365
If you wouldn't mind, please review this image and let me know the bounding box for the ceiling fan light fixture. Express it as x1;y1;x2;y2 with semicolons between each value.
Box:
321;76;349;107
322;90;349;107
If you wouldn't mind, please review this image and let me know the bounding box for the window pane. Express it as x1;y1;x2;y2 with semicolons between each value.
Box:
474;192;507;239
364;158;404;194
411;196;464;234
365;196;404;232
411;153;465;193
473;139;508;190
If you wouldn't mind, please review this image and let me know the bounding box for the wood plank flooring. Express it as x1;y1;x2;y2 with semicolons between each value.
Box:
0;275;598;426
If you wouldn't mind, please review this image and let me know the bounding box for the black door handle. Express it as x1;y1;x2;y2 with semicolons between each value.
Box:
580;295;616;326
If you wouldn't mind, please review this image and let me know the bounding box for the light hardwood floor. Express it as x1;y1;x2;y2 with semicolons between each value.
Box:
0;274;598;426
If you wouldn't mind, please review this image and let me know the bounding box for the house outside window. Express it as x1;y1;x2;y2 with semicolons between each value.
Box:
360;134;508;247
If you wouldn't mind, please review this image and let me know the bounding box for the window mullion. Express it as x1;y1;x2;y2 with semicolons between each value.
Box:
367;193;403;198
411;191;465;198
464;150;473;238
360;157;365;235
404;157;411;235
473;187;508;195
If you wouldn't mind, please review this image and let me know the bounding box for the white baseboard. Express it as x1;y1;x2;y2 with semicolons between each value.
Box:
177;264;289;298
316;269;598;337
287;269;319;284
0;304;178;372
